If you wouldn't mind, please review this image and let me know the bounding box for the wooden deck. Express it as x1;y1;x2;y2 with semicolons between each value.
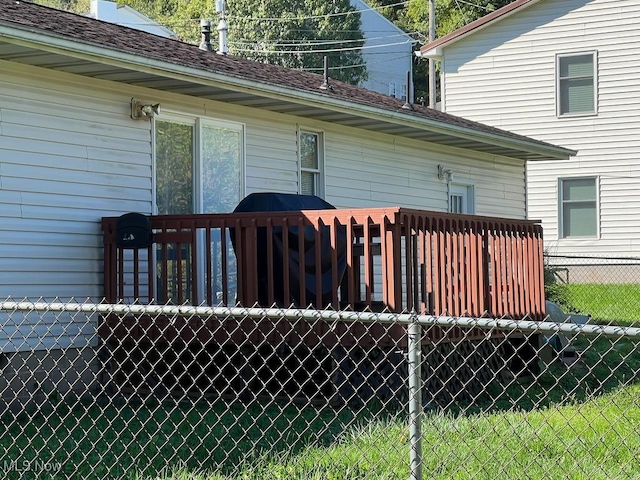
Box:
101;207;545;347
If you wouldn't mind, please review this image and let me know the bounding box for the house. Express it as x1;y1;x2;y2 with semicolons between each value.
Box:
351;0;416;100
0;0;572;404
419;0;640;279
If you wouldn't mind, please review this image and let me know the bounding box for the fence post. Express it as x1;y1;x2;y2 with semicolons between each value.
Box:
408;313;423;480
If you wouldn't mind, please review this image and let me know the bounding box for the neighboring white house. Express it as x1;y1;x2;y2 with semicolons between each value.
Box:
87;0;176;37
420;0;640;268
0;0;571;402
351;0;415;100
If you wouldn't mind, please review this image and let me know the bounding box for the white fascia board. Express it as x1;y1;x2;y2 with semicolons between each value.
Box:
0;23;575;161
415;46;442;59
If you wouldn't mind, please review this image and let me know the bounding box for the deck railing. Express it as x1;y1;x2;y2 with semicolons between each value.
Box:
102;208;545;320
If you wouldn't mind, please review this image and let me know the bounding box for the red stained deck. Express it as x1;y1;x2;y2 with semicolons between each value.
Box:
101;207;545;347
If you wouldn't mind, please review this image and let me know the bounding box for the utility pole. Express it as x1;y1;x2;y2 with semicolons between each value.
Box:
428;0;436;108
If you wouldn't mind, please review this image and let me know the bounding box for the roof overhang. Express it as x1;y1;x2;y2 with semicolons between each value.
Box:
0;18;575;162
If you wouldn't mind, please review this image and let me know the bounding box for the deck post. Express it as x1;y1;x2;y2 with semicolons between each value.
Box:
408;313;423;480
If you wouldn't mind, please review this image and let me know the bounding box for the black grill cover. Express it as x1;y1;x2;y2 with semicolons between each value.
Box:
232;193;347;307
115;212;152;249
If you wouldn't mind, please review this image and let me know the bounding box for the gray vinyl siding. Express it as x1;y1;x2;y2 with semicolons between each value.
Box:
0;63;152;351
439;0;640;257
1;60;527;350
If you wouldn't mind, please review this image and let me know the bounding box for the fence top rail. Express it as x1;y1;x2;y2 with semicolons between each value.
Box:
1;301;638;339
102;208;542;231
545;254;640;262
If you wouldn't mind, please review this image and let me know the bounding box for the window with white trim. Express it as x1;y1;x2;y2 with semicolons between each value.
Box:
155;116;244;214
298;129;324;197
559;177;598;238
557;52;597;116
154;115;244;302
449;183;475;214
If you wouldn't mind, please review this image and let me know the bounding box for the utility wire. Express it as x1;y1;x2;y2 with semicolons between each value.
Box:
231;39;414;55
232;32;419;47
300;53;411;72
453;0;495;11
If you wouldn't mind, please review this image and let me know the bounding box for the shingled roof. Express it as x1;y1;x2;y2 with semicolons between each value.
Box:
0;0;574;161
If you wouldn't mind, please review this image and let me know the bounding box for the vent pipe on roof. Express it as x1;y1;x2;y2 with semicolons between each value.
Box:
199;19;213;51
319;56;333;91
216;0;229;55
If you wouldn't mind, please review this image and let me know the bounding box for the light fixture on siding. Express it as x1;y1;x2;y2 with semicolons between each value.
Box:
437;165;453;182
131;98;160;120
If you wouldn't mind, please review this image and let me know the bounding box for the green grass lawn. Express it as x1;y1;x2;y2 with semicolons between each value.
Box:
152;383;640;480
1;335;638;480
546;283;640;325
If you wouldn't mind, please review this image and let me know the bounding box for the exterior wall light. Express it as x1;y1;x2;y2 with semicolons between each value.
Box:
131;98;160;119
437;165;453;182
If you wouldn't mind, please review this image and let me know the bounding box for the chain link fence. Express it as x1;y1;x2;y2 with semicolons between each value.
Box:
544;254;640;327
0;299;639;479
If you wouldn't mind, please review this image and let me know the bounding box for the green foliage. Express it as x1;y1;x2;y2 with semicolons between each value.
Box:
402;0;512;39
544;280;577;315
32;0;89;12
225;0;367;85
116;0;207;44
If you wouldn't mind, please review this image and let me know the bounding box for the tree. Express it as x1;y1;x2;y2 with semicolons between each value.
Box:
34;0;89;11
227;0;367;85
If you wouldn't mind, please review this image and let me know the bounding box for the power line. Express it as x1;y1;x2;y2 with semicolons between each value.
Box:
453;0;495;12
230;39;414;55
231;32;419;47
300;53;411;72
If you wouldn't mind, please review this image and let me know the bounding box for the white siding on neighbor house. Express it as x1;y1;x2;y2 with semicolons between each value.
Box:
1;60;528;351
352;0;414;100
438;0;640;257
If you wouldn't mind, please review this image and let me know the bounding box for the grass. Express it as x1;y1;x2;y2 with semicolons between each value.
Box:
546;282;640;325
0;397;389;479
148;384;640;480
1;333;638;480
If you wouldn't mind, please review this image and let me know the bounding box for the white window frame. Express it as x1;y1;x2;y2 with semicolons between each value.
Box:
448;182;475;215
558;176;599;239
152;112;246;302
152;113;246;215
556;51;598;118
297;127;325;198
